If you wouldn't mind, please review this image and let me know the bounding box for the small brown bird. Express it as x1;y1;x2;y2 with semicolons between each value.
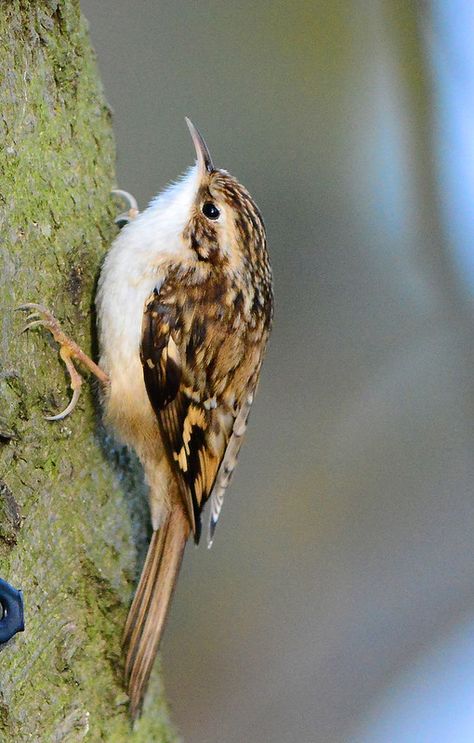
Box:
20;119;273;717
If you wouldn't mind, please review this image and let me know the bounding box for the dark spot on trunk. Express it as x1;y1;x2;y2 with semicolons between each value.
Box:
0;418;16;443
67;265;83;306
0;481;22;546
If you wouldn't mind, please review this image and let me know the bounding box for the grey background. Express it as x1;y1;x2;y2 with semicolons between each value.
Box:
81;2;474;742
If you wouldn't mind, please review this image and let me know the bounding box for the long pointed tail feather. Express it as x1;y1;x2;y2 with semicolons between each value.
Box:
123;507;189;718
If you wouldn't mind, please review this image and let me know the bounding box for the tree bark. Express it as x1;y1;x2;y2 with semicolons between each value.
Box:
0;3;177;740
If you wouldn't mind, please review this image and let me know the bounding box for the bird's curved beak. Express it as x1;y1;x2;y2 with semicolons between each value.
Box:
185;117;214;175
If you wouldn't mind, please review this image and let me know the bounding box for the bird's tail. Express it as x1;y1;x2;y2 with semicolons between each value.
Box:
123;507;190;718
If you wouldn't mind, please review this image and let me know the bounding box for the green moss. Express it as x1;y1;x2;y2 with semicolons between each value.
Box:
0;2;178;740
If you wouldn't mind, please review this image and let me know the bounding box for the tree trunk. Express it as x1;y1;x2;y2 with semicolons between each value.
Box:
0;3;177;740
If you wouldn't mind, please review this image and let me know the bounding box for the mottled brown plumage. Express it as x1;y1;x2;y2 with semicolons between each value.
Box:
141;173;272;542
19;120;273;719
124;140;273;715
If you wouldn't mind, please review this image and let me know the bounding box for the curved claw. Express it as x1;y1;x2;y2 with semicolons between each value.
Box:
112;189;138;211
112;189;139;226
44;386;81;421
23;313;41;323
16;302;50;314
17;305;59;340
17;304;56;333
44;346;85;421
20;319;45;334
17;302;106;422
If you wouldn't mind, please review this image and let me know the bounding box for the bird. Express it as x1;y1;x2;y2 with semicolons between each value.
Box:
19;118;273;717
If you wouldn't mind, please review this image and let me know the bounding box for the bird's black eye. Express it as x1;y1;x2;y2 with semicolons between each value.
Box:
202;202;220;220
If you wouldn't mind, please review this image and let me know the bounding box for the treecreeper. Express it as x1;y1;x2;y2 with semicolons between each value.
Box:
19;119;273;717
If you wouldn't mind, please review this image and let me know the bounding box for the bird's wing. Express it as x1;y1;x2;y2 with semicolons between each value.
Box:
141;287;250;543
207;387;255;545
140;290;182;408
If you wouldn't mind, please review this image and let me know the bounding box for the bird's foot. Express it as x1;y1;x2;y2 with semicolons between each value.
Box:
17;303;108;421
112;189;139;228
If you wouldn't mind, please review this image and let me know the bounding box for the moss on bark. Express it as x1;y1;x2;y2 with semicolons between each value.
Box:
0;2;177;740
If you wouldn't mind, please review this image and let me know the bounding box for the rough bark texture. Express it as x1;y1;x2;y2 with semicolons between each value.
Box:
0;3;177;740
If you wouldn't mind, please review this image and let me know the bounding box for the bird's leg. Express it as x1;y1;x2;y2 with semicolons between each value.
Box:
17;303;109;421
112;189;139;228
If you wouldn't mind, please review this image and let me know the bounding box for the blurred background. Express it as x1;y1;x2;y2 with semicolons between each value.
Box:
81;2;474;741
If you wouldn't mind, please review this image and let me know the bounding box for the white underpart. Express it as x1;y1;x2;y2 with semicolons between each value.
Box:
96;164;200;456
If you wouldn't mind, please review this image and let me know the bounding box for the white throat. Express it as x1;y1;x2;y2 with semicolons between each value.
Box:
139;163;200;258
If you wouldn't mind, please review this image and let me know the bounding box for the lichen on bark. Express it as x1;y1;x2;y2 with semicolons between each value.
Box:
0;2;177;740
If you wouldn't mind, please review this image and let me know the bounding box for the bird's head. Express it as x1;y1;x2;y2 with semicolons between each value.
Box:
182;118;267;271
149;119;267;276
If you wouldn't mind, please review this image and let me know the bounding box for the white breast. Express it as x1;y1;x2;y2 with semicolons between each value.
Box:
95;164;200;446
96;227;156;437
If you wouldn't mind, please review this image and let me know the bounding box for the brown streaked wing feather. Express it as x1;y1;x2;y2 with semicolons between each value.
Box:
160;393;226;542
141;288;235;542
208;387;256;545
141;289;181;411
